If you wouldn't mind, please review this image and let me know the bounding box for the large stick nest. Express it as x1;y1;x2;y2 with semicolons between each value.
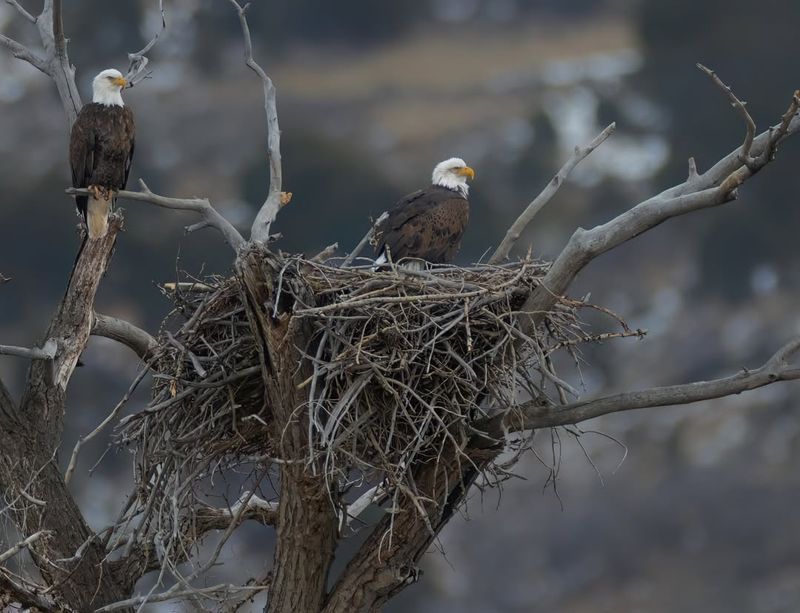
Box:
119;254;628;540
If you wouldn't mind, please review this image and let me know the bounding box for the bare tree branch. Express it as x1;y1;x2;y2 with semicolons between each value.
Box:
92;312;158;360
0;530;51;564
513;337;800;430
67;180;246;251
0;340;56;361
124;0;165;87
520;89;800;331
0;33;50;74
226;0;284;245
489;122;616;264
697;63;756;165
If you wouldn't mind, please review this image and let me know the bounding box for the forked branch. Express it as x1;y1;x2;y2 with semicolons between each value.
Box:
67;180;246;251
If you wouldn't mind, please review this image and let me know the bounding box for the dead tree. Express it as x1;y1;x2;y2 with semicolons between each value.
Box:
2;2;800;612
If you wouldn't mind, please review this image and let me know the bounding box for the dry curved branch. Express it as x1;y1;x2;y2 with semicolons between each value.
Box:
514;337;800;430
67;180;246;251
124;0;165;87
697;63;756;165
92;312;158;360
489;122;616;264
226;0;284;245
6;0;36;23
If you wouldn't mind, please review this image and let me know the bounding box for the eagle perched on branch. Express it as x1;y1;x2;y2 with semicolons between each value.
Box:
69;68;135;239
373;157;474;268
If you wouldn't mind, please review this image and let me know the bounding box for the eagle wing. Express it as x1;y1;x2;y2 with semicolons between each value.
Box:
69;106;98;222
121;106;135;190
375;186;469;264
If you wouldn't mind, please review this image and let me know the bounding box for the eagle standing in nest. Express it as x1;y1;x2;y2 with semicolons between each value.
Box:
373;157;475;269
69;69;135;239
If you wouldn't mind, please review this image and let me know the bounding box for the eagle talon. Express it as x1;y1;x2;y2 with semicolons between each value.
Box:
88;185;101;200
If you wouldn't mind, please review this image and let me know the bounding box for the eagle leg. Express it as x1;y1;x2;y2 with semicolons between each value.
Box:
87;184;102;200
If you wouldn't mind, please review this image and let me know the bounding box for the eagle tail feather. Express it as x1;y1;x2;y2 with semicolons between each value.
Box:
87;196;110;239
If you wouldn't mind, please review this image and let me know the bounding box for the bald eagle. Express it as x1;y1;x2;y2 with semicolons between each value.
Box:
373;158;474;269
69;69;135;239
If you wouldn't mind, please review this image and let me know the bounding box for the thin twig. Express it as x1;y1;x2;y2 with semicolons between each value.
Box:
64;362;154;486
697;63;756;165
124;0;165;87
6;0;36;23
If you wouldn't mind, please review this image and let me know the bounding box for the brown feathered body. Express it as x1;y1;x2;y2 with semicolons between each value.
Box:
69;103;135;238
374;185;469;265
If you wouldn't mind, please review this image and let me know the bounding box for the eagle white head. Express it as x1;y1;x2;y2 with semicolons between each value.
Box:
92;68;127;107
432;157;475;198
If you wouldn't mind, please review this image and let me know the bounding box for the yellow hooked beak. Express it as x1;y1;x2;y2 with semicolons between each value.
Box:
456;166;475;180
113;76;127;88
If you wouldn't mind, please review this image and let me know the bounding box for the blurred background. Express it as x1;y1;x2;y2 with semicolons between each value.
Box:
2;0;800;611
